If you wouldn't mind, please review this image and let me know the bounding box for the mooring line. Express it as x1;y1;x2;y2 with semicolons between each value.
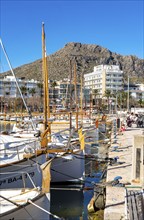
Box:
27;199;62;219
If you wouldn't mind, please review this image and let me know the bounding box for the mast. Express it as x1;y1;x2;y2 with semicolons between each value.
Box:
69;59;73;135
42;23;51;141
74;59;78;130
80;72;83;126
90;91;93;121
0;38;36;130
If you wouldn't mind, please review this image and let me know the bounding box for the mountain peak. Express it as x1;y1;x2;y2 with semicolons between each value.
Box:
2;42;144;83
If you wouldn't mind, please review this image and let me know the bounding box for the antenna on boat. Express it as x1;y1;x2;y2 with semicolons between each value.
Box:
0;38;36;130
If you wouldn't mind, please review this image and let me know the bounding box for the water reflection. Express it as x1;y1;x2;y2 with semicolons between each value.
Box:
50;187;84;220
0;122;108;220
49;162;104;220
49;127;108;220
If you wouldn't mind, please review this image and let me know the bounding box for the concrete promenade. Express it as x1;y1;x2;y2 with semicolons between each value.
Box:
104;125;144;220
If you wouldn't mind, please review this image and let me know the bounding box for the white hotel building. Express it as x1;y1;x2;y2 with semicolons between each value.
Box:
0;76;40;98
84;65;123;98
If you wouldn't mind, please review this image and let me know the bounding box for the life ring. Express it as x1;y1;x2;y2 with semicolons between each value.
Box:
24;146;35;154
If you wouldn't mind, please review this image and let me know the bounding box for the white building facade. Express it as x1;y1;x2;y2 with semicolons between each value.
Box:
0;76;82;111
84;65;123;98
0;76;40;98
124;83;144;101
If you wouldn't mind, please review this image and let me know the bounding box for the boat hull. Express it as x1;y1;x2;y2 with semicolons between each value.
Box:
0;154;46;188
0;192;50;220
50;150;85;183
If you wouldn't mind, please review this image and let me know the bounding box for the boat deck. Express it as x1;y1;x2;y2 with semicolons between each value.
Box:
0;134;39;165
0;188;40;214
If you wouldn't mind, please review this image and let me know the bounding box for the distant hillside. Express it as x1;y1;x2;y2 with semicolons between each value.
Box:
2;42;144;83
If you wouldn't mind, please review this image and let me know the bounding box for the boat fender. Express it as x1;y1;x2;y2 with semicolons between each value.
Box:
24;146;35;154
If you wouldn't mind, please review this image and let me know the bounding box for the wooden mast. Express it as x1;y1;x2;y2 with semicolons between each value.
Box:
69;59;73;135
41;23;51;145
74;59;79;130
80;72;83;126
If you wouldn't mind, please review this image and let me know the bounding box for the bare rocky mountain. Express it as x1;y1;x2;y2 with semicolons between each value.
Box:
2;42;144;83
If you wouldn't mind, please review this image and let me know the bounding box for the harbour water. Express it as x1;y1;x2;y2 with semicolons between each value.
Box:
50;127;107;220
50;162;104;220
0;122;107;220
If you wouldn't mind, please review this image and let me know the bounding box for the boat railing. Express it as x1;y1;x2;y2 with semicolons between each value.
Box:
0;139;41;161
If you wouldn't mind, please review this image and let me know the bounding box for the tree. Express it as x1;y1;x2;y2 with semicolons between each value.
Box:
37;82;43;98
138;98;143;107
92;89;99;108
51;81;58;111
103;89;112;113
29;88;36;97
20;86;27;96
29;88;36;111
37;82;43;111
121;91;127;109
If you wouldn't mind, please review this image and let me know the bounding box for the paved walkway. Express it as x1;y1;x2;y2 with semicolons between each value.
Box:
104;125;144;220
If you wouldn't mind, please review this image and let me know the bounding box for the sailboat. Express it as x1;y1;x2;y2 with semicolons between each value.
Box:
0;135;47;188
0;38;51;189
0;160;52;220
41;23;85;184
0;32;59;219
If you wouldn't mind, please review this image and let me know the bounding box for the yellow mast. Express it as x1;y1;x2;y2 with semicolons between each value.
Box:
74;59;78;130
69;59;73;133
80;72;83;126
90;91;93;120
41;22;51;145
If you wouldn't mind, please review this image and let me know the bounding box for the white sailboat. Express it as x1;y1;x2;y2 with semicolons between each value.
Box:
0;189;50;220
0;35;55;190
0;160;53;220
41;23;85;184
0;27;61;220
0;22;85;188
0;124;50;188
49;149;85;183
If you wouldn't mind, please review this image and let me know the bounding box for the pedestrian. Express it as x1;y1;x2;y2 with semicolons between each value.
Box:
120;123;126;132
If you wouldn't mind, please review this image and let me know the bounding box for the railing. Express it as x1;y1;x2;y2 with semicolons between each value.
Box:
0;139;40;161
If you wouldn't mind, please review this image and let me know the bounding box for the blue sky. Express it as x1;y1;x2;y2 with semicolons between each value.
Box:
0;0;143;72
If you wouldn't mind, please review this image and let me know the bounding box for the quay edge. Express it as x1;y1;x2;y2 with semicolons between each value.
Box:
87;116;144;220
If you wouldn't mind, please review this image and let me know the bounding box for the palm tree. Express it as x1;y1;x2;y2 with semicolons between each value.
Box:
20;86;27;96
92;89;99;108
51;81;57;110
121;91;127;109
116;91;122;111
20;86;27;112
29;88;36;97
29;88;36;111
37;82;43;98
138;98;143;107
37;82;43;112
103;89;112;113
